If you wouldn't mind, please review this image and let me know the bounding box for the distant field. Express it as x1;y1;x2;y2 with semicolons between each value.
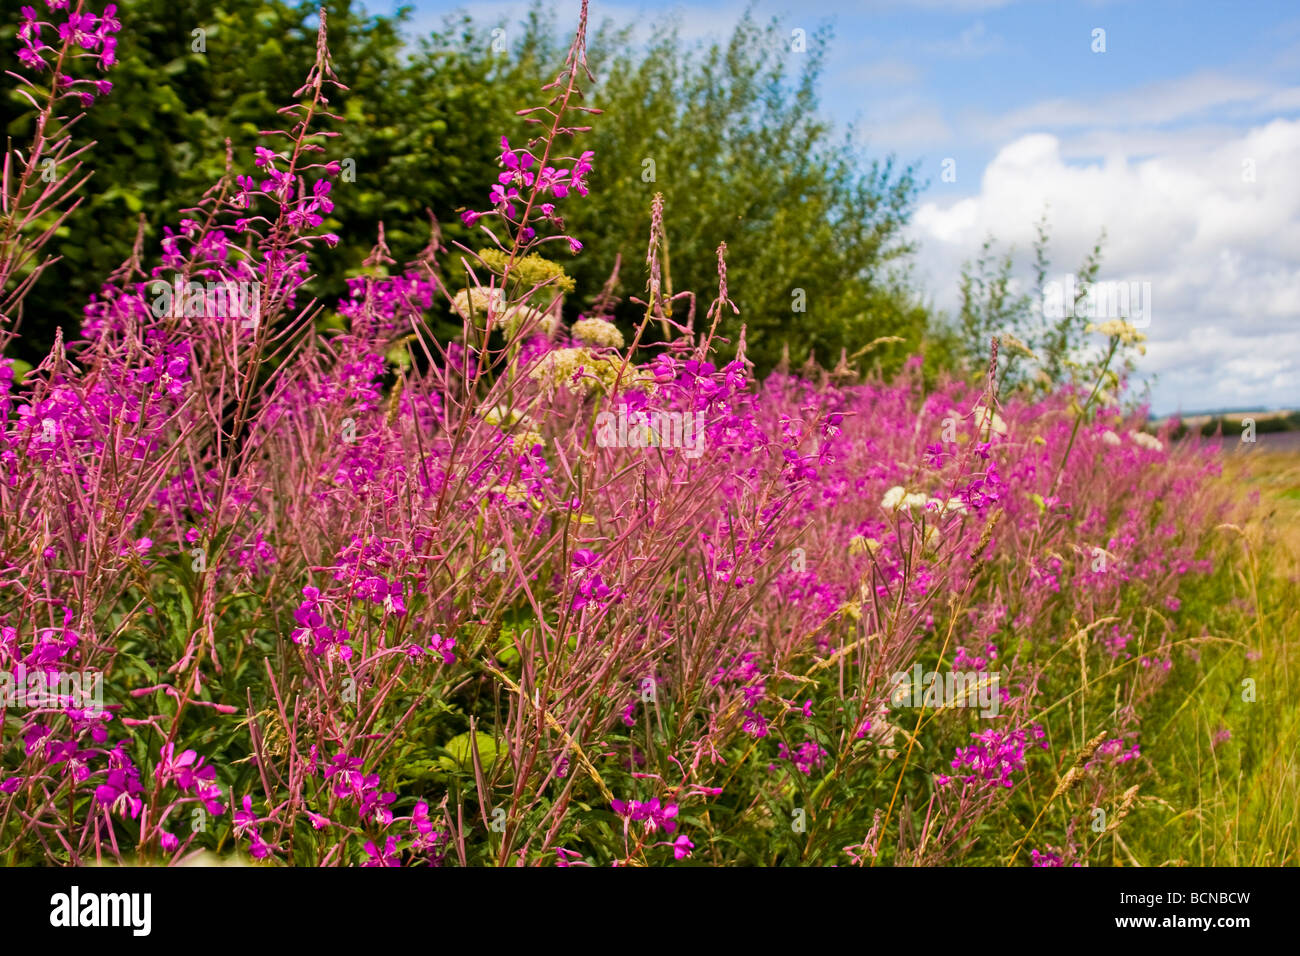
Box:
1165;409;1300;443
1196;430;1300;454
1172;409;1298;427
1219;443;1300;546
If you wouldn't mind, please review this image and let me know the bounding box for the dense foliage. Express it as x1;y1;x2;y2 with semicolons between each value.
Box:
0;0;927;377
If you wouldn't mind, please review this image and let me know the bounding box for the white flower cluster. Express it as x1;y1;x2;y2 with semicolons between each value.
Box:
570;317;625;349
1001;332;1037;361
528;348;619;398
1097;428;1163;453
927;496;968;516
881;486;967;516
848;535;882;556
453;287;558;339
1128;430;1163;452
970;403;1008;438
452;286;503;318
477;404;517;427
859;705;902;760
881;486;928;511
504;305;557;339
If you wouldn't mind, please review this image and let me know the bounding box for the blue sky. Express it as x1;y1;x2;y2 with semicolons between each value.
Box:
367;0;1300;414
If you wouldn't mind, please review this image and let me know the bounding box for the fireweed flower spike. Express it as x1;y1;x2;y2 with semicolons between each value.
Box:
3;0;122;354
459;0;599;265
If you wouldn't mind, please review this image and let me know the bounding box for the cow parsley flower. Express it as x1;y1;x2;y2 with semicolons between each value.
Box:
881;486;928;511
571;317;624;349
971;403;1008;438
1087;319;1147;345
1128;430;1163;452
452;286;504;319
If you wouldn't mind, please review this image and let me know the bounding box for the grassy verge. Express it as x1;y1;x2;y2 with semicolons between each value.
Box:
1124;447;1299;865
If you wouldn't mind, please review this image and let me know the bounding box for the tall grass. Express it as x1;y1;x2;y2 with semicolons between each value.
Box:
1121;448;1299;865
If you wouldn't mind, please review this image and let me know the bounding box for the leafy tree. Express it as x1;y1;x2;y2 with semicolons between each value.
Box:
517;6;925;373
0;0;429;360
954;214;1110;395
3;0;931;381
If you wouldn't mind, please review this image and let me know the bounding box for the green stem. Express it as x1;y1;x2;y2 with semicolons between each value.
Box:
1049;337;1118;497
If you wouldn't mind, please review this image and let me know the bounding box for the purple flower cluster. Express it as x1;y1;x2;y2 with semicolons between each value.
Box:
16;2;120;103
569;548;615;612
777;740;829;776
155;743;226;815
325;752;397;823
938;725;1047;790
461;137;594;250
291;586;353;660
611;796;679;833
0;1;1228;868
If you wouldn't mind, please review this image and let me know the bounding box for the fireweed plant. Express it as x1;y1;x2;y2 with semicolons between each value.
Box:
0;2;1231;867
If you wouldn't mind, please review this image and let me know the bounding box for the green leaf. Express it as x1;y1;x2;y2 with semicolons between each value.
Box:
438;732;501;773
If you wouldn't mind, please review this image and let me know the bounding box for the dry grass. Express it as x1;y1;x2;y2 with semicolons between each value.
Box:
1125;444;1300;865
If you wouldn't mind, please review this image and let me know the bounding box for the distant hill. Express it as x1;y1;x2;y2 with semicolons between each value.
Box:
1157;408;1300;439
1153;407;1296;423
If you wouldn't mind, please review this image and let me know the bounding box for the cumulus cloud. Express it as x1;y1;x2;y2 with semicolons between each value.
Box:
911;119;1300;413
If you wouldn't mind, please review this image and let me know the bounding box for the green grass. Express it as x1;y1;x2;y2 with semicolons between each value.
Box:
1122;449;1300;865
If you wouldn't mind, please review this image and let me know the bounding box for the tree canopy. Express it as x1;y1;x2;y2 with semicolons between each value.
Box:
1;0;932;376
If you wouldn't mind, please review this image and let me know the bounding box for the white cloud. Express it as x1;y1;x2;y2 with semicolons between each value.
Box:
911;119;1300;413
982;73;1290;138
924;21;1005;57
